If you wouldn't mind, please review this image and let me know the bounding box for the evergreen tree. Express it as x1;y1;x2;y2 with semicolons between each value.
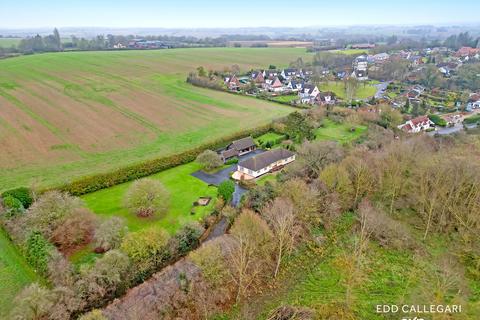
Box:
53;28;62;50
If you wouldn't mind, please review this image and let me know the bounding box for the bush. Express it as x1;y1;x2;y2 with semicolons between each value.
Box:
27;191;84;238
429;114;447;127
93;217;128;252
174;222;205;255
77;250;131;307
124;178;170;217
52;124;273;196
189;241;229;288
2;187;33;208
218;180;235;202
120;227;170;264
225;157;239;165
2;195;24;217
25;231;54;275
50;208;97;251
11;283;56;320
79;310;107;320
196;150;223;171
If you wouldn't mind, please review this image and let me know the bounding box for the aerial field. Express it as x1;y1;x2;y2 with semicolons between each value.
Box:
0;48;312;191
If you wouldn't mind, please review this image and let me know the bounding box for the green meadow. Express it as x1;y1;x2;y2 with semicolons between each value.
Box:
319;81;377;100
315;119;367;144
0;228;41;318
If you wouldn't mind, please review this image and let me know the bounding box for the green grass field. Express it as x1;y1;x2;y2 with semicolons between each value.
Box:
271;94;298;103
82;161;216;233
329;49;369;55
315;119;367;144
0;228;41;318
319;81;377;100
0;48;312;192
0;38;22;48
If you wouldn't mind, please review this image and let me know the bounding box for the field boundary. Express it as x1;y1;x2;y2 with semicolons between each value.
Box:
47;122;283;196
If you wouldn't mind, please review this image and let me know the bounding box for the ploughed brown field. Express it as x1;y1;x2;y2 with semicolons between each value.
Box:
0;47;311;190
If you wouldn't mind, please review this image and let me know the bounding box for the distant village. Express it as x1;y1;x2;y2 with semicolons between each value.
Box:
217;44;480;134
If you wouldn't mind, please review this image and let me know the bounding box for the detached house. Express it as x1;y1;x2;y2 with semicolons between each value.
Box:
398;116;434;133
281;68;299;80
219;137;257;163
251;71;265;84
286;80;304;92
224;75;241;91
298;84;320;104
263;77;284;92
352;55;368;80
263;70;279;78
315;92;335;106
232;149;295;180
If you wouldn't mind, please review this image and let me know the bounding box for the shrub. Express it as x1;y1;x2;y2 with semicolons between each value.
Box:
120;227;170;264
221;205;238;224
2;195;25;217
93;216;128;252
50;208;97;252
174;222;205;255
196;150;223;171
429;114;447;127
124;178;170;217
25;231;54;275
225;157;239;165
77;250;131;307
189;241;229;288
27;191;84;238
2;187;33;208
79;310;107;320
218;180;235;202
11;283;56;320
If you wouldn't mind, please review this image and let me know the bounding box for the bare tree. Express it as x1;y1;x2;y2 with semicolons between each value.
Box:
262;198;300;278
226;210;273;302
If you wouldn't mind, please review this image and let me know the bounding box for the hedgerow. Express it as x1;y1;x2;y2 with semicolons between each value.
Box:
48;124;276;196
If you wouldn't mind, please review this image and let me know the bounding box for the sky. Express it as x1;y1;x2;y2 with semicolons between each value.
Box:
1;0;480;29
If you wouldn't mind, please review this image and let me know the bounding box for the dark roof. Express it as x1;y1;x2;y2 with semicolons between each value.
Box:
221;148;239;159
239;149;295;171
302;84;317;94
230;137;255;151
283;68;298;75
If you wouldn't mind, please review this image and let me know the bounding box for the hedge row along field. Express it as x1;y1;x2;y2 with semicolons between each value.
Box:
53;123;273;195
0;48;310;192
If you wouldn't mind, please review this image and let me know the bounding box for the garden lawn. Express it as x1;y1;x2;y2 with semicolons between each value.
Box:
256;173;277;186
81;161;217;234
315;119;367;144
271;94;298;103
0;228;41;318
319;81;377;100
